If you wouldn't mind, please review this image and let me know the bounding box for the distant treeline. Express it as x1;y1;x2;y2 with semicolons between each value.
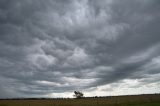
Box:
0;93;159;100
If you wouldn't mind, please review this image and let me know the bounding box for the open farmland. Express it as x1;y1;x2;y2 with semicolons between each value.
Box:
0;94;160;106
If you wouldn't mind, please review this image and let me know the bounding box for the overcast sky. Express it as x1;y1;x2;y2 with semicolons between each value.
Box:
0;0;160;98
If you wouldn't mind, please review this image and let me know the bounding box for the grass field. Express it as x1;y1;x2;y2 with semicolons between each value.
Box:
0;94;160;106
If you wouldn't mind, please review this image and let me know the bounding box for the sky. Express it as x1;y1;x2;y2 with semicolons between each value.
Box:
0;0;160;98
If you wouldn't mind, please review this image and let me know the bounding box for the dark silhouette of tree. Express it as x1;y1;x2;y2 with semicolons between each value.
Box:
73;91;84;99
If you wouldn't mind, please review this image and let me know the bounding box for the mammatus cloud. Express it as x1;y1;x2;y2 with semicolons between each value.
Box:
0;0;160;98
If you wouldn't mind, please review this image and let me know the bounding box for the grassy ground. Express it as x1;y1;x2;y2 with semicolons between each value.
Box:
0;94;160;106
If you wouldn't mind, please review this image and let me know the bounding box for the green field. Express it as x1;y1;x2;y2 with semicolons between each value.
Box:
0;94;160;106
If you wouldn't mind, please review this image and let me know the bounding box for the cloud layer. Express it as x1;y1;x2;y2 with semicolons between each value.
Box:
0;0;160;98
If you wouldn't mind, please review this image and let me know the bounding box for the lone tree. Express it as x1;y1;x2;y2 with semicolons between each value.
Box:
73;91;84;99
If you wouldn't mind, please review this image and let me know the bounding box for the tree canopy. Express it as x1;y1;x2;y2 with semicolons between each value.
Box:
73;91;84;99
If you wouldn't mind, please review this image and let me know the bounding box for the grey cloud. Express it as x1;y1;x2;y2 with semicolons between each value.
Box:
0;0;160;98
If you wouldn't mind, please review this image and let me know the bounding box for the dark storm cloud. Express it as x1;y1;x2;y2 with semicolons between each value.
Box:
0;0;160;98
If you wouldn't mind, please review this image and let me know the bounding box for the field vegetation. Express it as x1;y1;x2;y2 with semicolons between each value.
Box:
0;94;160;106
